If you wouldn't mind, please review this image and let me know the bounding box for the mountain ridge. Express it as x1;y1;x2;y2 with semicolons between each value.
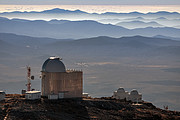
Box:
1;8;180;15
116;20;163;29
1;33;180;46
1;17;180;39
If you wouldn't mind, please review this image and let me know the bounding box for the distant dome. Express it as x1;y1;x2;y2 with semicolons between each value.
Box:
117;87;125;93
130;89;138;95
42;57;66;72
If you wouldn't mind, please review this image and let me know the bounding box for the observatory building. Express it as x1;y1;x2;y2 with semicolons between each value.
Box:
113;87;142;102
41;57;83;99
113;87;129;100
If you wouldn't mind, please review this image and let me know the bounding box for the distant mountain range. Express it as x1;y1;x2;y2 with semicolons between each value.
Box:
1;17;180;39
1;8;179;16
1;8;180;29
1;32;180;55
154;35;180;41
174;25;180;29
40;8;87;14
0;8;180;21
1;32;180;52
98;17;180;28
0;33;71;47
116;20;163;29
1;8;87;14
1;33;180;67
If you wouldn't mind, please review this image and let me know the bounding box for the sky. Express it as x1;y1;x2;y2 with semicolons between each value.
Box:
0;0;180;5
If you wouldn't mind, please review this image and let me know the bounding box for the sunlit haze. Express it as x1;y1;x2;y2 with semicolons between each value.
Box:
0;5;180;13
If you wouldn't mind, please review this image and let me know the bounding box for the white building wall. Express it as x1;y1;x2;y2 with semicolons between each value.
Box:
113;91;129;100
82;93;90;98
25;91;41;100
128;94;142;102
48;94;58;100
58;93;64;99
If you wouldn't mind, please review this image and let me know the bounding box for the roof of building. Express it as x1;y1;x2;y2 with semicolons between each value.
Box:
26;91;41;94
0;91;5;94
42;57;66;72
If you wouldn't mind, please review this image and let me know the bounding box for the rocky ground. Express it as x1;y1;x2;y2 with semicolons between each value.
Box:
0;94;180;120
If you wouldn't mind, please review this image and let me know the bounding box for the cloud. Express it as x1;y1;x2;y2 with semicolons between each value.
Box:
76;62;119;67
0;0;180;5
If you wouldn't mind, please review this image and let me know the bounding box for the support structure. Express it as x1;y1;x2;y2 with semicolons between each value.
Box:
27;66;31;91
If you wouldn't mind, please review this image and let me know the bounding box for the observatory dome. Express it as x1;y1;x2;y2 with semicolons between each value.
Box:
130;89;138;95
117;87;125;93
42;57;66;72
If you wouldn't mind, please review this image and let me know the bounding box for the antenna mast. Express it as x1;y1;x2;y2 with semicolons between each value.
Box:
27;66;31;91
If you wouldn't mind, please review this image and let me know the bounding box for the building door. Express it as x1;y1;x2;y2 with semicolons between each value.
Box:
58;93;64;99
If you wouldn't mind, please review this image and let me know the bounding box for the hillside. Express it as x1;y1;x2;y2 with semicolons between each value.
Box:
0;33;180;111
0;94;180;120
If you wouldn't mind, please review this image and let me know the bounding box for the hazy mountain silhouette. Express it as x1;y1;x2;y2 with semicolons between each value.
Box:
11;18;31;22
116;20;163;29
1;33;180;54
147;11;179;15
0;33;73;49
174;25;180;29
101;11;180;17
1;8;87;14
48;19;69;24
127;17;145;21
97;17;178;28
120;17;180;28
98;18;121;24
1;8;180;16
1;33;180;60
58;35;180;46
154;35;180;41
0;17;130;39
1;8;180;21
1;17;180;39
1;9;180;29
2;8;179;16
151;18;180;27
131;27;180;38
41;8;87;14
43;35;180;58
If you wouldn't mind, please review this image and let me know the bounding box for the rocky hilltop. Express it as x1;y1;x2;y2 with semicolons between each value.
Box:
0;94;180;120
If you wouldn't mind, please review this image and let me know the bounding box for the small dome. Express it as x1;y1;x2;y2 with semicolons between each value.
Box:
117;87;125;93
130;89;139;95
42;57;66;72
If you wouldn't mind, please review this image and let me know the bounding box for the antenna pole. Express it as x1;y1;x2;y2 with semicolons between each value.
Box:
27;66;31;91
